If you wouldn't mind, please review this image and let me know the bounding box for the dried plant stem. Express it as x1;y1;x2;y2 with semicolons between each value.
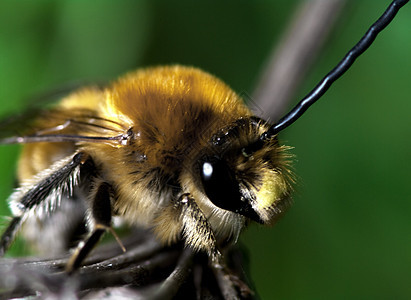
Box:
252;0;346;122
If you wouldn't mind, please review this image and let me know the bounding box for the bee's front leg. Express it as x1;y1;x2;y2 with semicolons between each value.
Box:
177;193;221;264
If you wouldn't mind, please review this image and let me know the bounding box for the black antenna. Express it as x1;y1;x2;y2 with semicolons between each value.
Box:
260;0;409;141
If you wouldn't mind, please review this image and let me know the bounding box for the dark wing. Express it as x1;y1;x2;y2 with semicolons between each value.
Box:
0;109;129;145
0;84;130;145
0;106;47;140
0;81;107;138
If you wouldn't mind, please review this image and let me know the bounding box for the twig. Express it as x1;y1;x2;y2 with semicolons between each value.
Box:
0;227;255;299
252;0;346;122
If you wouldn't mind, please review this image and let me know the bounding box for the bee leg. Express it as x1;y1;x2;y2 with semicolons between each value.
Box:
0;152;88;256
66;181;122;273
212;264;254;299
177;193;221;264
0;217;22;256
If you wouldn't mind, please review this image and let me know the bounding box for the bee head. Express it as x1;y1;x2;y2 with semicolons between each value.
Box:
198;117;293;225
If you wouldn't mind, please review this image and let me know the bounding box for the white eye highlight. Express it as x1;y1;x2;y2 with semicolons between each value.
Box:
202;162;213;180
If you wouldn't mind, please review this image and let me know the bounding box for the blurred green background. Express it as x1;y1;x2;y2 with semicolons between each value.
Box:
0;1;410;299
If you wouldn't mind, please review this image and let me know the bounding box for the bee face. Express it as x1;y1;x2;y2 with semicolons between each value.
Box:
195;117;293;225
161;115;293;249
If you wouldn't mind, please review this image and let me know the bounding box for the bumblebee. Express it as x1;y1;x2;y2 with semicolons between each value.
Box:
0;65;293;271
0;0;407;275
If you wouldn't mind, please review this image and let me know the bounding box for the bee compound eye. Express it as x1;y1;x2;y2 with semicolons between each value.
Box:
200;159;242;212
199;157;263;223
